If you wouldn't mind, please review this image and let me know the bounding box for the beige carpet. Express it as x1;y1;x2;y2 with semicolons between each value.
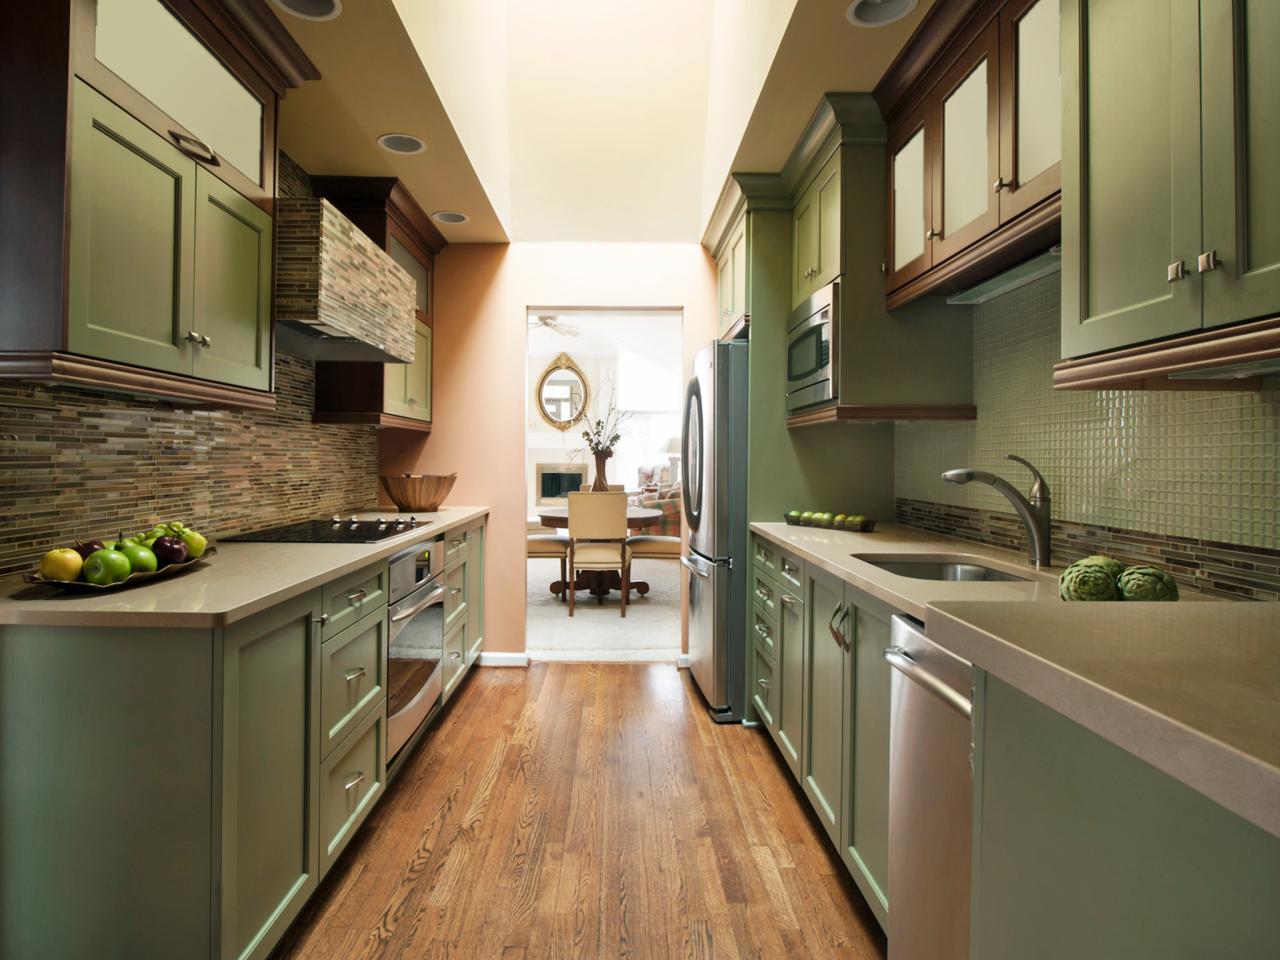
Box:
525;557;681;661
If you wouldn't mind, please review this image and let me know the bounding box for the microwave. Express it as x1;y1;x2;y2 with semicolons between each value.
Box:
786;281;837;411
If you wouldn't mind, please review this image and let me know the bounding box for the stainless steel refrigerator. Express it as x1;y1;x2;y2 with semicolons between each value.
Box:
681;340;748;722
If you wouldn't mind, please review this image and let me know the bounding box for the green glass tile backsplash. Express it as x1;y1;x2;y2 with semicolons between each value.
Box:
895;274;1280;549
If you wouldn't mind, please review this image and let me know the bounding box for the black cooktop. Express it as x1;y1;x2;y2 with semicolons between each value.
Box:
223;514;424;544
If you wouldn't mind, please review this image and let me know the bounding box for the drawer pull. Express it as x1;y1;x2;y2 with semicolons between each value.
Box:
450;587;463;598
347;588;369;604
313;613;330;626
169;130;220;166
344;666;367;683
449;539;464;548
343;771;365;792
757;678;771;689
449;651;462;661
780;594;796;607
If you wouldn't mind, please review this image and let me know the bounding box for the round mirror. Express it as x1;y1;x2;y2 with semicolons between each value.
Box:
536;353;590;431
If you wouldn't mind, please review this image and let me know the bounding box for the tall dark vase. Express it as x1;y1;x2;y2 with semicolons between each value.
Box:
591;450;612;491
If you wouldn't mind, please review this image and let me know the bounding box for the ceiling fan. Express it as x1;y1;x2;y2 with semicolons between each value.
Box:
529;315;581;337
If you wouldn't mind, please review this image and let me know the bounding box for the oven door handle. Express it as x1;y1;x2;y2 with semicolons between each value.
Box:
391;582;445;623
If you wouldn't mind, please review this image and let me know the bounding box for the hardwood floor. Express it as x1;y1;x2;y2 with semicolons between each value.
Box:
276;663;886;960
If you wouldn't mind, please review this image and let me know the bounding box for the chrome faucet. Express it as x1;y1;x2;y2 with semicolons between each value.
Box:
941;455;1052;567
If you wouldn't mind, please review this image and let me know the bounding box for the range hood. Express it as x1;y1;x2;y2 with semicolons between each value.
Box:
274;198;416;363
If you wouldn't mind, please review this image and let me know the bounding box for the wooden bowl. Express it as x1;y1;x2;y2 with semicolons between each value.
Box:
380;473;457;512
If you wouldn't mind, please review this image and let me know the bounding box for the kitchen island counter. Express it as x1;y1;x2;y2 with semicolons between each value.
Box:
0;506;489;629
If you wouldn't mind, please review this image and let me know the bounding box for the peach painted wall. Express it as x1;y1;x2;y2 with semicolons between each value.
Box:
381;242;718;655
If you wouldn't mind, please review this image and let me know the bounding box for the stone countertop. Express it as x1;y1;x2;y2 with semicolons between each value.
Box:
748;521;1066;620
927;601;1280;839
0;506;489;629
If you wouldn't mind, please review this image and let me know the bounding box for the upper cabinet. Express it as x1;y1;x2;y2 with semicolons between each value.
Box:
0;0;318;409
878;0;1062;308
1055;0;1280;388
715;211;749;339
792;151;842;308
311;178;446;432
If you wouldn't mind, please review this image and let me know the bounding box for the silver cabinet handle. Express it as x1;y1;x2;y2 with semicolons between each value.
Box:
993;177;1008;193
449;651;462;660
449;538;464;548
199;334;211;348
1198;250;1220;273
169;129;219;166
450;587;462;597
313;613;329;626
343;771;365;791
347;588;368;604
827;603;846;649
186;330;202;344
1168;260;1187;282
757;678;771;689
780;594;796;607
926;227;941;240
884;646;971;718
753;621;771;640
344;666;367;682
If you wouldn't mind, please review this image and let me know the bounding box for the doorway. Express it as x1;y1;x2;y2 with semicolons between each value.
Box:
524;309;684;661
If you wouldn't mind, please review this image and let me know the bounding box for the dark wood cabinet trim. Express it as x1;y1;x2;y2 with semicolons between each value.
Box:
210;0;320;91
887;193;1060;309
0;352;277;409
787;403;977;428
311;411;433;432
1052;316;1280;390
310;177;446;256
885;101;934;292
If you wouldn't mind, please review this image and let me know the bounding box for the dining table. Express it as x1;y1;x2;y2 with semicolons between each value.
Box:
535;505;664;602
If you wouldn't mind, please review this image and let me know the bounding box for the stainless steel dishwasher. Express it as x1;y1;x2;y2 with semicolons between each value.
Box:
885;614;974;960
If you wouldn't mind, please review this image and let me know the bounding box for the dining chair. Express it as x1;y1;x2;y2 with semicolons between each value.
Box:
527;532;570;602
567;491;630;617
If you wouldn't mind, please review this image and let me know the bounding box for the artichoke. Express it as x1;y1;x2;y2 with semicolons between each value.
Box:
1077;554;1125;582
1059;559;1120;601
1117;565;1179;602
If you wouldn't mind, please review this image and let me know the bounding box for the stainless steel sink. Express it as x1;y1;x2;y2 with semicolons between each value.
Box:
854;554;1030;582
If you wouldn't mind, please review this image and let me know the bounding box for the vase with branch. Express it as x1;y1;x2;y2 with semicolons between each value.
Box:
582;401;625;492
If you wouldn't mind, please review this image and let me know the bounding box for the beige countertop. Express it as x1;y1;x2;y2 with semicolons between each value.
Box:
0;506;489;629
749;521;1066;619
928;602;1280;839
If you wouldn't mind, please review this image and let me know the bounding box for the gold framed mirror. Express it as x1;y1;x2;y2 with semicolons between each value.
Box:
535;352;590;431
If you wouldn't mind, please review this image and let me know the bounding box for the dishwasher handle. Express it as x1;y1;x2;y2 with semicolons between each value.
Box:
884;646;972;719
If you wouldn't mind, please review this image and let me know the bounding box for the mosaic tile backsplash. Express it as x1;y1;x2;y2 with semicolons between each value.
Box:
895;274;1280;551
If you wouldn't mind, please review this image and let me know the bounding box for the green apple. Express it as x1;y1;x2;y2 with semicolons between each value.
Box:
39;548;83;582
179;528;208;558
83;548;131;585
119;542;157;574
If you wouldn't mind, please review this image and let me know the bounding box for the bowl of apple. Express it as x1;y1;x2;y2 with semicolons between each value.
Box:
26;521;215;592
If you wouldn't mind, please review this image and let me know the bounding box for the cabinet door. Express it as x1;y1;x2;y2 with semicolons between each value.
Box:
404;319;432;421
443;616;468;701
68;80;194;376
383;356;411;419
998;0;1062;221
802;567;847;846
1061;0;1203;358
1201;0;1280;329
776;586;805;778
792;181;818;306
932;20;1001;263
843;601;892;924
814;152;842;290
465;521;485;665
219;590;321;960
192;168;272;390
717;246;733;334
886;103;933;291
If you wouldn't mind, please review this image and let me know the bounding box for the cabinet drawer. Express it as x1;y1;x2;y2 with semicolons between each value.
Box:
320;608;387;760
444;528;470;567
752;647;778;731
778;551;804;592
321;562;388;640
443;616;468;701
319;706;385;879
751;569;780;619
445;559;468;631
752;603;778;664
752;536;780;580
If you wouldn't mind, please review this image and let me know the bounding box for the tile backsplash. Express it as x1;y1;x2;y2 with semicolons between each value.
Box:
0;152;380;575
895;274;1280;550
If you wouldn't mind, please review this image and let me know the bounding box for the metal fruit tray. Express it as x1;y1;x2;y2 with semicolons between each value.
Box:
24;545;217;592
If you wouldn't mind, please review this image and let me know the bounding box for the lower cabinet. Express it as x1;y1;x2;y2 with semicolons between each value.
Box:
443;613;469;701
465;519;486;665
319;706;386;878
749;533;891;932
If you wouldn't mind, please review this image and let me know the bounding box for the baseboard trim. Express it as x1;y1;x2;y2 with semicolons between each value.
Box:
677;655;690;669
477;651;530;667
529;649;682;663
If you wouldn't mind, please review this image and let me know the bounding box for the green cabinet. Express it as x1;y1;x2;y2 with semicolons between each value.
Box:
716;211;749;336
792;149;842;307
1062;0;1279;358
749;535;805;779
775;568;805;777
384;317;432;422
465;519;486;665
970;672;1280;958
219;591;322;960
802;565;847;846
68;79;272;392
319;704;385;879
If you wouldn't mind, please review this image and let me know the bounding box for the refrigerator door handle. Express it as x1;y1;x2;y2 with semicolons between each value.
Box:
680;555;712;580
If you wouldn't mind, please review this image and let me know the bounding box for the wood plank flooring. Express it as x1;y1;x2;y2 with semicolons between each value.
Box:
276;663;886;960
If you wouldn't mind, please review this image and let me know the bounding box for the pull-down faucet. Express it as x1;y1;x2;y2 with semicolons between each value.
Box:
941;455;1052;567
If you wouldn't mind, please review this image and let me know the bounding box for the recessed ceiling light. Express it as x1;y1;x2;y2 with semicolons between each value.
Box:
846;0;918;27
432;211;469;225
376;133;426;155
270;0;342;22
